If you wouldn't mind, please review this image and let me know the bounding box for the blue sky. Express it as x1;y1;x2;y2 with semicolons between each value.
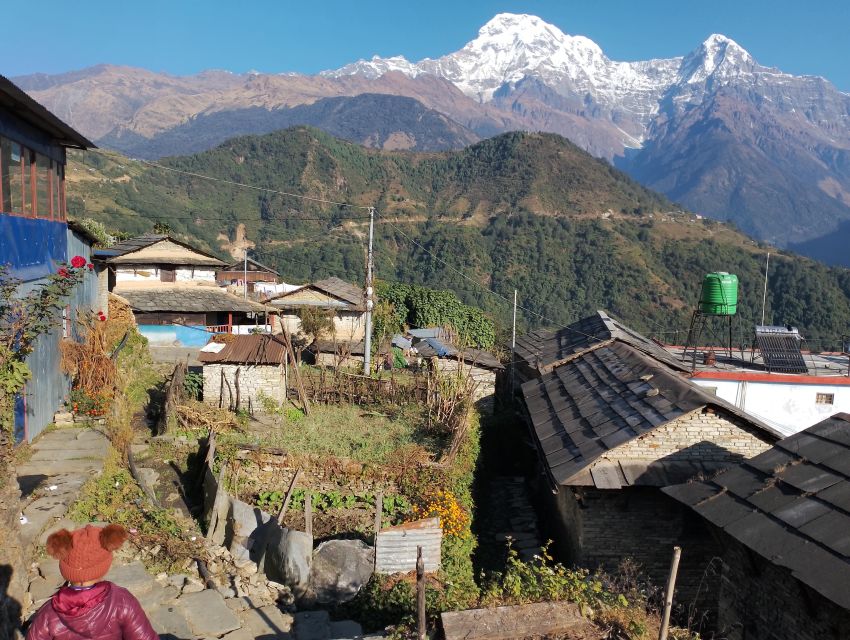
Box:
4;0;849;90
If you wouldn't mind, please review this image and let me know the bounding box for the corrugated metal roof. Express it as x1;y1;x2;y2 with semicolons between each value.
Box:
513;310;687;378
115;285;270;313
664;413;850;610
199;334;288;365
414;337;504;370
520;341;781;486
0;75;94;149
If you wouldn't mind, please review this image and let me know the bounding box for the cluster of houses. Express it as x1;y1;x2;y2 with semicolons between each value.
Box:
513;310;850;639
5;72;850;638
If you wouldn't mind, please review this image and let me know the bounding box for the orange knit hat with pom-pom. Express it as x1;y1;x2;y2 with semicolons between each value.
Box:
46;524;128;583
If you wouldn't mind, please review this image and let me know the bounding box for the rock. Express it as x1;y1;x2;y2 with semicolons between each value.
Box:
104;562;155;596
294;611;330;640
264;528;313;597
177;589;241;636
36;559;64;587
229;540;255;569
149;605;193;639
166;573;188;589
224;596;255;612
137;467;160;488
181;578;205;594
217;586;237;598
330;620;364;639
308;539;374;604
28;577;58;603
238;605;293;636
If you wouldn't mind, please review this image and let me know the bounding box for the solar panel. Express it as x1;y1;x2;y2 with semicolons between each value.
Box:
755;326;808;374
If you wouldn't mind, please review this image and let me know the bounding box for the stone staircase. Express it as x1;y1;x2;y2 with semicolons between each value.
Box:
485;476;543;562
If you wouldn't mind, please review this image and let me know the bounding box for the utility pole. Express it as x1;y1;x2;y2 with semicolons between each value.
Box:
761;252;770;326
243;248;248;301
363;207;375;375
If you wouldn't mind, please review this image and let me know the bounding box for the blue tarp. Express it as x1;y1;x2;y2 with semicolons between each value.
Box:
139;324;223;347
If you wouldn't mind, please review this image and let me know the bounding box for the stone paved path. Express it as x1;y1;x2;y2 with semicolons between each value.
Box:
485;476;542;562
17;426;110;549
30;557;369;640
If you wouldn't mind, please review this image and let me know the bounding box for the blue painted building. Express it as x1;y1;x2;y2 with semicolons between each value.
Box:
0;75;95;442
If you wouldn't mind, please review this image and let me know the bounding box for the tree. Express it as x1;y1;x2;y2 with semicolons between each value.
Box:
297;307;336;360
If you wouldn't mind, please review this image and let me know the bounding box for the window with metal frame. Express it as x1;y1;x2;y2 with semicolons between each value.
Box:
816;393;835;405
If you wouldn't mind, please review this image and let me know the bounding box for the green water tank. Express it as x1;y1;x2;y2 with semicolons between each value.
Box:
699;272;738;316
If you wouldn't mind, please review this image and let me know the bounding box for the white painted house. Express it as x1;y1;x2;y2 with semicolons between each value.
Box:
95;234;227;286
264;277;366;342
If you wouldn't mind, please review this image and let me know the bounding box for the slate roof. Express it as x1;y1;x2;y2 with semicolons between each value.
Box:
94;234;226;266
265;277;364;310
664;413;850;610
520;341;781;486
0;75;94;149
513;310;687;379
116;285;270;314
198;334;287;365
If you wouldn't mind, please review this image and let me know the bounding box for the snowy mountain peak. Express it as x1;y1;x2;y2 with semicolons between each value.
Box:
680;33;755;82
321;54;419;80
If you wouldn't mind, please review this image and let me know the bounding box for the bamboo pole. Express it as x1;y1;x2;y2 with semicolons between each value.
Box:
374;490;383;536
277;468;302;525
304;491;313;537
658;546;682;640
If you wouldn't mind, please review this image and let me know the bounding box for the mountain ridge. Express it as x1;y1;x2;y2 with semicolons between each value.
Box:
16;13;850;265
65;127;850;348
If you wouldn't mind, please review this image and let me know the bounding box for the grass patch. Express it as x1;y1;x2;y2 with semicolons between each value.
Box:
222;403;440;464
67;448;201;573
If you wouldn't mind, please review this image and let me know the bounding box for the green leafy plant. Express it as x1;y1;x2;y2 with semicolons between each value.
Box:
183;371;203;400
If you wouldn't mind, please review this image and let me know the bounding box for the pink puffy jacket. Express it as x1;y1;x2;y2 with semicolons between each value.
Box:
26;582;157;640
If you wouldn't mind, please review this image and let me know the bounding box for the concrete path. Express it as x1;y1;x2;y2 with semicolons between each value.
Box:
16;426;110;549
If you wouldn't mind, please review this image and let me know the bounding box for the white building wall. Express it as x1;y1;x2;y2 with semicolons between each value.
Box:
116;267;159;282
176;268;216;282
273;311;365;341
692;378;850;436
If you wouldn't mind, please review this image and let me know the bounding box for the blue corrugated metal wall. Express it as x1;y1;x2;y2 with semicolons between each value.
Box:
1;218;98;442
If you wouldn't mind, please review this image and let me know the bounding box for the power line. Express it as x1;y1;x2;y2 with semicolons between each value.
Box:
92;149;373;210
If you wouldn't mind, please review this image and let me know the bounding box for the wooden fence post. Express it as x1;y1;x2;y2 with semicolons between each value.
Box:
658;546;682;640
305;491;313;537
416;545;426;640
374;489;383;538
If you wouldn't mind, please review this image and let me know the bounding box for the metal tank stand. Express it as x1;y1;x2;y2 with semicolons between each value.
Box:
682;310;734;371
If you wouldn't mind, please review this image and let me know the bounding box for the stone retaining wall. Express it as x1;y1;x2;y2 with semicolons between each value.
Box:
203;363;285;411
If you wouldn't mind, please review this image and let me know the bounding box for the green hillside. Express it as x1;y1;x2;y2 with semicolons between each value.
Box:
67;127;850;349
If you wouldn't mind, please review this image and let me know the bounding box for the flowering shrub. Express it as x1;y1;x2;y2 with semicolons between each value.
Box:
68;388;110;417
1;257;89;439
409;489;469;538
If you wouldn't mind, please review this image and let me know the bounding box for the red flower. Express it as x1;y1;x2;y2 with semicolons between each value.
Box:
70;255;86;269
57;268;69;278
87;263;94;271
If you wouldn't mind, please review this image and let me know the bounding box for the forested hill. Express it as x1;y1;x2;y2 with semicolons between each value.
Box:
67;127;850;349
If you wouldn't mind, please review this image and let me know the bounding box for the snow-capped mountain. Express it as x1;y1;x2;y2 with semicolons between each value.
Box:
16;13;850;264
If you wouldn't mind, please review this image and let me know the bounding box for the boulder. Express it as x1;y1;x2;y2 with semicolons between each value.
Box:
308;539;374;604
264;527;313;597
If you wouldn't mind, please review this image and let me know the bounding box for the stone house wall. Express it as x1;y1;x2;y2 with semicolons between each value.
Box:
713;533;850;640
544;485;721;625
604;408;773;464
203;363;285;411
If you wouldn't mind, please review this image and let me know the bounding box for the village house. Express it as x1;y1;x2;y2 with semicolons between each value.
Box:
216;256;280;296
199;334;288;411
265;277;366;342
0;75;96;442
408;330;504;410
95;233;227;287
517;316;783;608
664;413;850;640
